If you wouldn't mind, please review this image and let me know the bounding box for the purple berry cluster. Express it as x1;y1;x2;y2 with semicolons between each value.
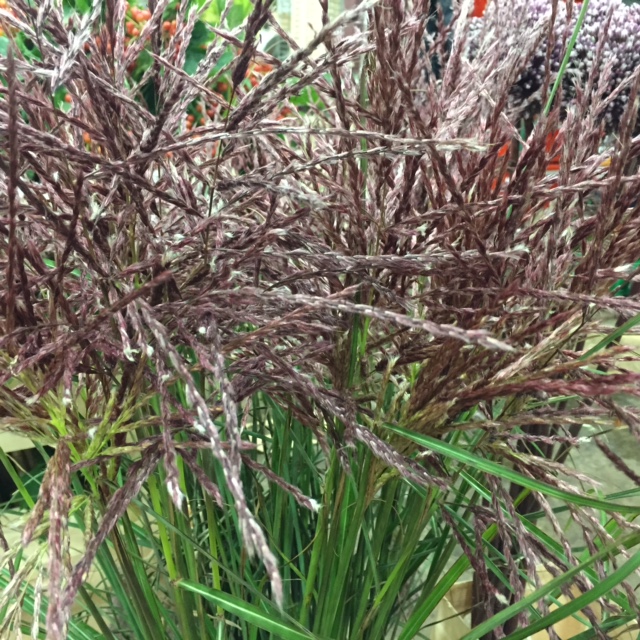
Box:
466;0;640;131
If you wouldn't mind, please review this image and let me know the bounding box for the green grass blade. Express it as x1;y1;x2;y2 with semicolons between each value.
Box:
383;423;640;514
502;548;640;640
0;570;103;640
543;0;590;116
175;580;319;640
569;616;638;639
461;534;640;640
581;313;640;360
0;447;35;508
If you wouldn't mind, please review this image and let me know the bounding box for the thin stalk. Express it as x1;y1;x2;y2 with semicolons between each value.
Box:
320;454;372;638
0;448;35;508
147;473;196;638
109;524;164;640
299;451;337;628
204;492;224;620
543;0;591;117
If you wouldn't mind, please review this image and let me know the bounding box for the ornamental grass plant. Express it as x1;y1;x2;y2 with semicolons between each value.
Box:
1;0;640;638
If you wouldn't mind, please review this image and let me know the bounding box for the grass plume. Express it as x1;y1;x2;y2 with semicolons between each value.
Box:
0;0;640;637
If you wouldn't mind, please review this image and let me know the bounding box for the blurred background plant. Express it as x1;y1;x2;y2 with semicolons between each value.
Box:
1;1;640;639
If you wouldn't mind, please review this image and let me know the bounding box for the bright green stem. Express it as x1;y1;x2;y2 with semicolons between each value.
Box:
543;0;591;117
0;447;35;508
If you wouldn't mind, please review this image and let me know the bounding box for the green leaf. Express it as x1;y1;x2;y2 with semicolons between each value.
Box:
226;0;252;28
503;548;640;640
198;0;221;24
460;534;640;640
185;20;211;74
0;570;104;640
175;580;319;640
211;47;235;77
569;616;637;639
581;312;640;359
398;551;482;640
543;0;591;116
383;423;640;514
184;49;206;76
